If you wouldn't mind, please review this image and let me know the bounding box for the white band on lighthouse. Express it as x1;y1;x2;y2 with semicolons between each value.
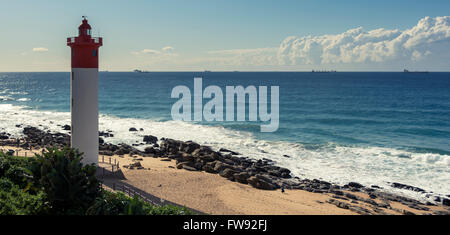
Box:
71;68;99;165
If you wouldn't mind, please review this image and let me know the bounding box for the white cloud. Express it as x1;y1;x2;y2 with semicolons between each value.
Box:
132;49;161;55
277;16;450;66
32;47;49;52
162;46;174;52
132;46;175;55
126;16;450;71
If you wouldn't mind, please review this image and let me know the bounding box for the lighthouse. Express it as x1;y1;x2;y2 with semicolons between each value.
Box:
67;17;102;165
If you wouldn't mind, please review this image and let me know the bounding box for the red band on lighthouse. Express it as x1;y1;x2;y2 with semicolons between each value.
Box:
67;19;103;68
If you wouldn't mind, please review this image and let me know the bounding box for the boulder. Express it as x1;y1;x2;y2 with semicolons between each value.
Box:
129;127;138;132
348;182;364;189
182;165;198;171
62;125;71;131
247;175;277;190
219;168;238;180
144;147;156;154
234;172;250;184
181;153;194;162
143;135;158;144
180;141;201;154
126;161;142;169
443;198;450;206
202;162;217;173
391;182;426;193
213;162;233;173
0;133;9;140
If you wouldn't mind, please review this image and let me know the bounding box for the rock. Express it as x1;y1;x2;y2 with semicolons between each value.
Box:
330;190;344;196
143;135;158;144
234;172;250;184
348;182;364;189
125;161;143;169
443;198;450;206
144;147;156;154
391;182;426;193
402;210;416;215
202;162;217;173
219;148;240;155
99;137;104;144
247;175;277;190
219;168;238;180
129;128;138;132
214;162;233;173
0;133;9;140
182;165;198;171
181;153;194;162
180;141;201;154
62;125;71;131
327;199;351;210
283;155;291;158
345;193;358;200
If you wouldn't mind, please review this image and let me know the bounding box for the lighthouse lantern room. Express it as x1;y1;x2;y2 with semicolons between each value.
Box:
67;17;103;165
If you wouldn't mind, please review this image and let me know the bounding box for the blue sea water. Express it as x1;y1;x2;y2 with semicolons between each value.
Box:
0;72;449;199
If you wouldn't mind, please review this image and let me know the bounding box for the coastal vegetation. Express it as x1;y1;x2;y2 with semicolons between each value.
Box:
0;148;193;215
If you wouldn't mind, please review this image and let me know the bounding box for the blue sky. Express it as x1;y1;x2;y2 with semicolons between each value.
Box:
1;0;450;71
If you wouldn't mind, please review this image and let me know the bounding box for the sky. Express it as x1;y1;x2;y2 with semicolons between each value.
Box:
1;0;450;72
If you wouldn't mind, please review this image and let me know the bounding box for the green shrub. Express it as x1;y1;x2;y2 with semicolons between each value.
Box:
0;178;13;191
34;147;100;215
146;204;194;215
0;185;47;215
86;190;194;215
0;148;193;215
86;190;129;215
0;154;10;177
5;165;33;188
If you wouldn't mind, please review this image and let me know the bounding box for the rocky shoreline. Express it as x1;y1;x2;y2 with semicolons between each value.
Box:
1;126;449;215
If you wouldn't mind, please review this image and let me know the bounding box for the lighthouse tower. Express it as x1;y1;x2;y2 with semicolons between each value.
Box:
67;17;103;165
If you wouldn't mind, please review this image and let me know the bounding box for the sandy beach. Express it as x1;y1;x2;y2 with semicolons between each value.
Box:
99;154;448;215
2;144;448;215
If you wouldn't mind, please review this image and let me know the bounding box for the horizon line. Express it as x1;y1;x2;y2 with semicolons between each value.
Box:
1;70;450;73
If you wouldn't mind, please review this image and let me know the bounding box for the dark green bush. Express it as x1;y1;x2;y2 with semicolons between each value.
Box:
147;204;194;215
0;154;10;177
35;147;100;215
86;190;194;215
5;165;33;188
0;178;13;191
0;148;193;215
0;185;47;215
86;190;130;215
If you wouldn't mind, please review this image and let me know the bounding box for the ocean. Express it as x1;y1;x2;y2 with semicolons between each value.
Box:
0;72;449;200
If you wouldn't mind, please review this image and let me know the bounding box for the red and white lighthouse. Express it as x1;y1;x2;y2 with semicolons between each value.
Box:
67;17;102;165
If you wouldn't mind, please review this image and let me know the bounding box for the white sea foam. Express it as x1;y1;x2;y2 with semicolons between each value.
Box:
17;98;30;102
0;104;448;201
0;96;13;101
8;92;29;95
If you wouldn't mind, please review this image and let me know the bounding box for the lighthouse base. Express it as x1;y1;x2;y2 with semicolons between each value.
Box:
71;68;99;165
